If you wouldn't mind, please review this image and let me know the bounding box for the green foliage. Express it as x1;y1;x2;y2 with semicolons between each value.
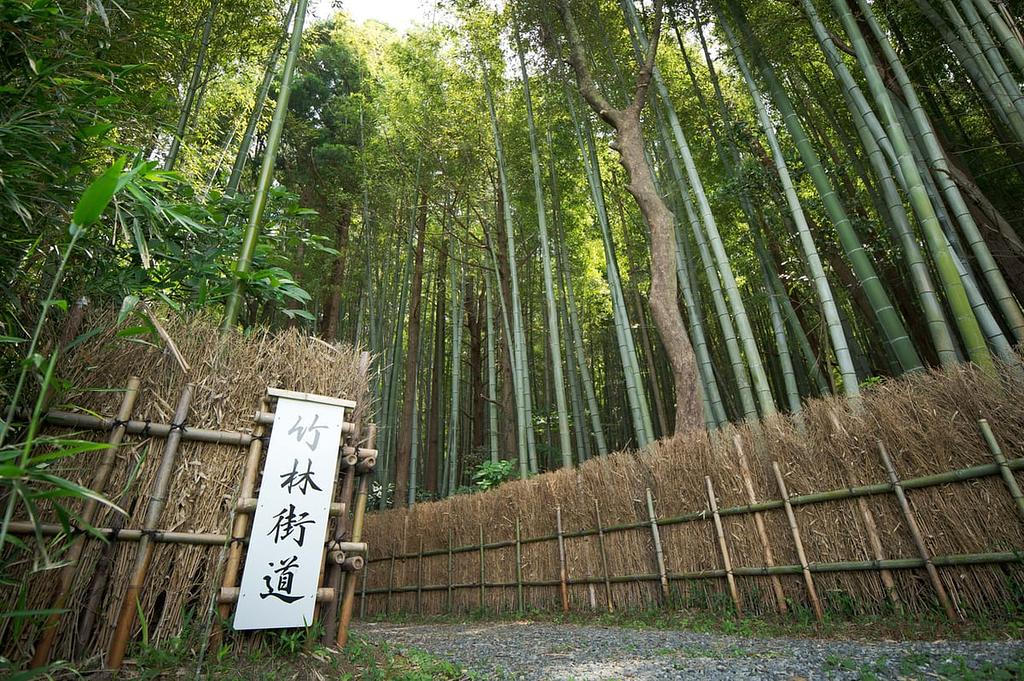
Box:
472;459;514;491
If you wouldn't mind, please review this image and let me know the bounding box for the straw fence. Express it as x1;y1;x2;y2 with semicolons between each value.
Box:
359;364;1024;621
1;310;370;663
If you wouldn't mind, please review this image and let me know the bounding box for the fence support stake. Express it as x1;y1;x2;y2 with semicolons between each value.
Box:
447;526;454;613
478;524;486;610
772;461;824;622
734;437;787;614
593;499;613;612
415;537;424;615
645;488;670;603
386;551;396;614
705;477;742;616
514;518;524;612
336;422;376;649
359;549;369;620
108;385;193;669
556;506;569;613
878;442;958;620
32;376;141;668
979;418;1024;523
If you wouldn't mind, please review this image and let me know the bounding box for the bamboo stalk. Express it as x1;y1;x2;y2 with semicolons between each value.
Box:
849;470;902;613
336;423;375;648
556;506;569;612
733;438;786;614
705;477;742;615
218;587;334;604
593;499;613;612
514;518;524;612
878;442;958;620
31;377;141;667
771;461;823;622
108;385;193;670
75;514;124;659
324;414;361;643
979;418;1024;522
645;488;670;603
479;524;486;610
359;549;369;620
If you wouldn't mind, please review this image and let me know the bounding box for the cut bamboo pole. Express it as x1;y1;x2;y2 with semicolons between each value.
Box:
416;537;424;615
447;526;455;612
386;551;396;614
705;477;742;616
31;377;141;668
336;423;375;648
108;385;193;670
734;437;786;614
75;514;124;659
217;587;334;604
593;499;613;612
211;395;269;651
359;550;369;619
979;418;1024;523
771;461;824;622
877;442;958;620
514;518;524;612
478;524;486;610
645;488;670;603
324;424;360;643
556;506;570;612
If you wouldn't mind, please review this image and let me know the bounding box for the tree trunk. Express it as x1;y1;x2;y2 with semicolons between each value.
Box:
320;203;352;341
424;239;446;496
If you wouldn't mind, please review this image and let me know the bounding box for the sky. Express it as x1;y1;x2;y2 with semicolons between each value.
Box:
311;0;433;32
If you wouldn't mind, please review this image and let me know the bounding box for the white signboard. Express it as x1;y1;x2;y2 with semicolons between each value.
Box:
234;393;348;630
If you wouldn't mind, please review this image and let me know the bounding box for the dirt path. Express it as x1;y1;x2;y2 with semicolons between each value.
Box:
356;621;1023;680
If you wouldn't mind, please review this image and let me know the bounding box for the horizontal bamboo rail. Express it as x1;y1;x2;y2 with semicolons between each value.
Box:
359;550;1024;595
5;522;367;554
367;454;1024;564
218;587;335;604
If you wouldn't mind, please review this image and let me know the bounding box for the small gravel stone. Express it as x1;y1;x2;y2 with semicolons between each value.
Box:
355;621;1024;680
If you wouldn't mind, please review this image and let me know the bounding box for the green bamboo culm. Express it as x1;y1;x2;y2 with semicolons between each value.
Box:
970;0;1024;76
165;0;220;172
516;25;573;470
827;0;993;372
221;0;310;332
482;59;538;475
226;0;297;196
485;274;500;464
722;0;923;376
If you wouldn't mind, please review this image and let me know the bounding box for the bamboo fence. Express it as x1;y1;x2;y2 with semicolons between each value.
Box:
359;363;1024;620
0;311;372;665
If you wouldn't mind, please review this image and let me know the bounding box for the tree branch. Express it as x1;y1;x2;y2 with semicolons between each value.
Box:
554;0;620;126
632;0;664;112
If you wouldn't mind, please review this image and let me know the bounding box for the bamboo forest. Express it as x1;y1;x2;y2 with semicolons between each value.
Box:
5;0;1024;676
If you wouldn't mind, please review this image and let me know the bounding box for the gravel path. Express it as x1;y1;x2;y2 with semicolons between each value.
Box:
356;621;1024;680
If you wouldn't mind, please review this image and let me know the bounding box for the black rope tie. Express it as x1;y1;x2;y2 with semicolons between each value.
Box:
141;419;152;438
169;421;188;435
109;526;122;541
111;418;129;431
228;536;246;546
257;434;271;447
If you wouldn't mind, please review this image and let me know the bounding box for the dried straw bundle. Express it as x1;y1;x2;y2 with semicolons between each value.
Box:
2;309;369;662
362;362;1024;619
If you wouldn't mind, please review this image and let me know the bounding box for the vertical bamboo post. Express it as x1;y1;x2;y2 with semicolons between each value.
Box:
324;420;362;642
212;395;270;651
31;377;141;668
359;549;369;620
108;385;193;670
447;526;454;613
514;518;524;612
336;423;376;648
645;488;670;603
478;524;486;610
979;418;1024;523
385;551;396;614
556;506;570;613
877;442;957;620
733;436;787;614
415;537;424;615
592;499;613;613
771;461;824;622
705;477;742;616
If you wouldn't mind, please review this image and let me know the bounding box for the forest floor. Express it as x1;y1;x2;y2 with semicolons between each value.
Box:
354;620;1024;680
